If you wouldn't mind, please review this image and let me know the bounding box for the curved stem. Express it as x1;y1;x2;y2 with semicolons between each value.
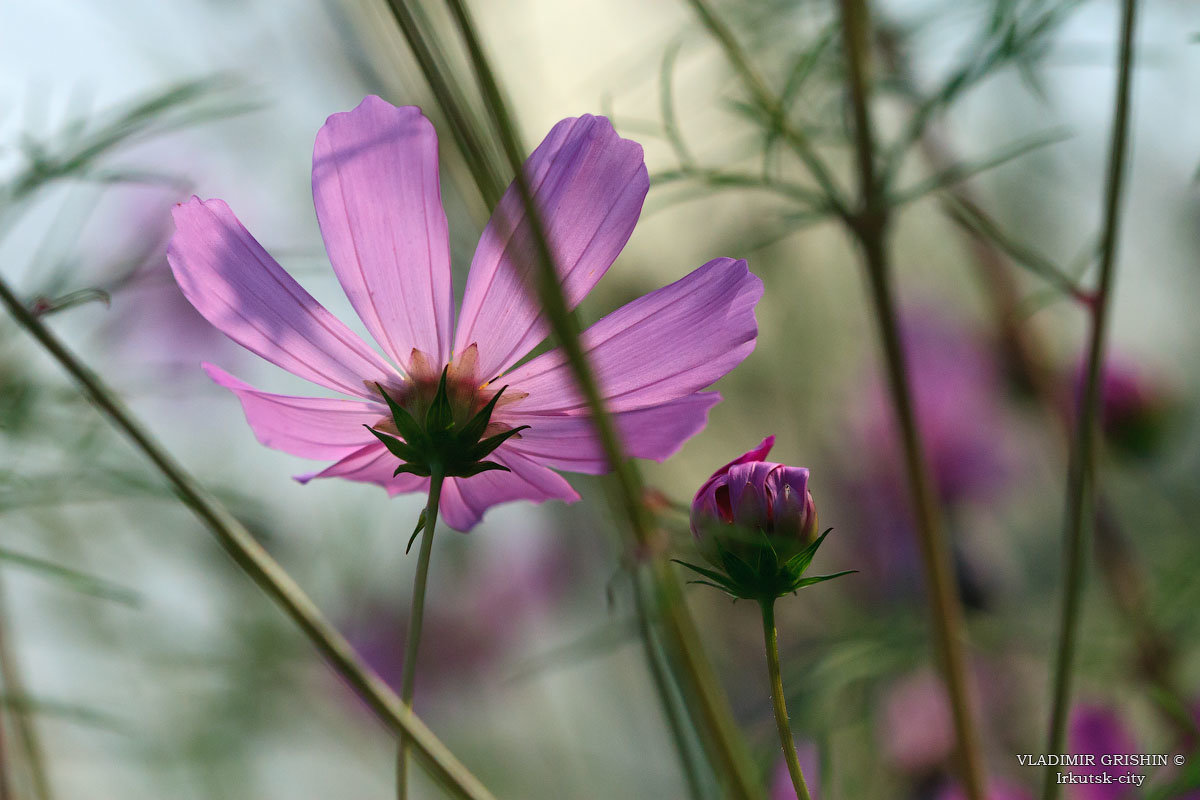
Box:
760;600;812;800
1041;1;1138;798
0;276;494;800
438;2;763;797
398;470;444;800
836;1;987;798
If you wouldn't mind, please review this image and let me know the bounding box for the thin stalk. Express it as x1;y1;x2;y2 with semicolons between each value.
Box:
397;472;443;800
760;600;812;800
0;577;51;800
632;570;710;800
380;0;506;208
877;20;1193;740
684;0;850;219
1042;2;1138;797
837;1;987;798
0;276;495;800
439;2;763;796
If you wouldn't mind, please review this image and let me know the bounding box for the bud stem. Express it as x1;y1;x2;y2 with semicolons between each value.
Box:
398;469;444;800
760;599;812;800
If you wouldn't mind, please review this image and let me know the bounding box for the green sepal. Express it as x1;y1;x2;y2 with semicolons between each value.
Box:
406;510;427;554
364;425;422;463
452;460;510;478
467;424;531;462
393;462;432;478
787;570;857;593
458;385;507;445
425;367;455;433
374;383;427;450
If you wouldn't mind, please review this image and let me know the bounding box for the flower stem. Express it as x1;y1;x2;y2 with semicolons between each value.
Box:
398;470;443;800
760;600;812;800
1041;2;1138;798
836;1;987;798
0;275;495;800
0;575;52;800
438;2;763;797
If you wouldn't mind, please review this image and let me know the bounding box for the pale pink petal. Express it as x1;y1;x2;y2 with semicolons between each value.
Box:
204;363;382;460
502;393;721;474
502;258;761;412
453;115;648;380
313;97;453;369
439;450;580;531
295;442;430;497
168;197;397;399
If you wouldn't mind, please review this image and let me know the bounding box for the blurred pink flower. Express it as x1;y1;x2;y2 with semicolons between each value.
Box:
770;741;821;800
691;435;818;555
880;668;957;774
843;311;1015;603
937;780;1032;800
1068;704;1139;800
1071;356;1176;459
348;529;570;694
168;96;762;529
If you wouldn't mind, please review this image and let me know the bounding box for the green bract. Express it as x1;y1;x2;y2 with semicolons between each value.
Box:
675;528;853;602
364;367;529;481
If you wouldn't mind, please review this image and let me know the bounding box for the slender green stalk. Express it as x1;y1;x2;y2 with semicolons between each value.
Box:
438;2;762;796
760;601;812;800
1042;2;1138;797
397;471;443;800
837;2;987;798
0;276;495;800
0;576;51;800
381;3;731;795
684;0;849;218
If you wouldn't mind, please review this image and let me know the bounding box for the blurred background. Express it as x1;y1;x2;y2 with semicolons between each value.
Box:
2;0;1199;797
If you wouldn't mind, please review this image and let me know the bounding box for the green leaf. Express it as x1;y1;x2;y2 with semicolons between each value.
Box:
406;510;427;554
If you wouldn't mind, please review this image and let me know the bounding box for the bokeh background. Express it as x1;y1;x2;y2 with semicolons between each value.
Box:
2;0;1199;798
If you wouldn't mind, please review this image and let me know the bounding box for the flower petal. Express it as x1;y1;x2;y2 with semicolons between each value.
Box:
204;363;382;460
502;393;721;474
454;115;648;380
168;197;397;399
312;97;454;369
295;441;430;497
502;258;762;412
439;450;580;531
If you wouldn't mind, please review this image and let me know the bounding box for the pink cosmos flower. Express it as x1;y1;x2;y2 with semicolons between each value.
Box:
167;96;761;530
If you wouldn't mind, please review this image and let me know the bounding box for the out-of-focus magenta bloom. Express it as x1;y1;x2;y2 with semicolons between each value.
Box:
690;435;818;554
349;527;570;695
770;742;821;799
937;780;1032;800
1073;357;1175;459
854;312;1011;506
167;96;762;529
880;668;956;774
1068;704;1139;800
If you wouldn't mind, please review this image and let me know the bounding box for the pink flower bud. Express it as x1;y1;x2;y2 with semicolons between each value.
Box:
690;436;818;564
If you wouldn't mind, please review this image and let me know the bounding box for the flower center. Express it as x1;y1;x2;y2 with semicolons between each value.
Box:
371;343;526;440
